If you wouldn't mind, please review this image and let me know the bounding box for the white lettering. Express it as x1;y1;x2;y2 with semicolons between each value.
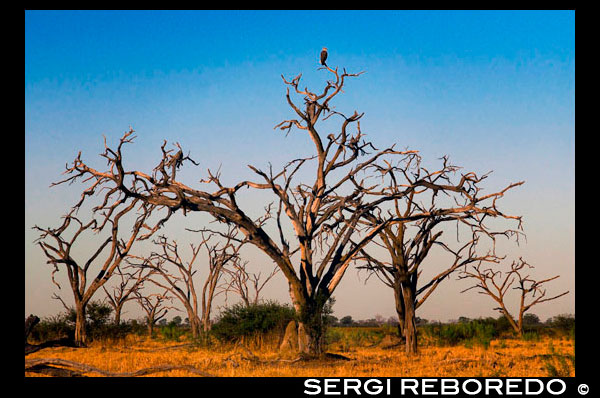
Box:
364;379;383;395
485;379;503;395
506;378;522;395
525;379;544;395
324;379;341;395
462;379;482;395
401;379;419;395
441;379;459;395
304;379;321;395
547;379;566;395
422;379;438;395
344;379;362;395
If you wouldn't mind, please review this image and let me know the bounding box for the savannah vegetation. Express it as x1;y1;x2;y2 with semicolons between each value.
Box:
26;56;571;377
25;303;574;377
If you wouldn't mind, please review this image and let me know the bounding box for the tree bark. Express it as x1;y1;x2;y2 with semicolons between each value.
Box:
113;305;122;326
393;283;406;340
25;315;40;344
147;321;154;338
292;290;327;356
401;284;418;355
74;302;87;346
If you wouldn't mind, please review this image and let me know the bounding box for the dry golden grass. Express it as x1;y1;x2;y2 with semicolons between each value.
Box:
25;333;574;378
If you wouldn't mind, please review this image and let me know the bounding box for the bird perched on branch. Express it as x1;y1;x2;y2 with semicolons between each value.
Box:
320;47;328;67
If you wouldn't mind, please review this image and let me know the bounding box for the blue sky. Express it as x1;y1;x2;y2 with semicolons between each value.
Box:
25;10;574;322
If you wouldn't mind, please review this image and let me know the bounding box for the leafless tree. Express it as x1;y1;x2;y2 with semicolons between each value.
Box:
102;266;153;325
129;226;244;338
459;258;569;336
51;60;418;356
356;155;524;354
220;260;279;307
133;290;176;337
52;58;525;356
34;186;160;346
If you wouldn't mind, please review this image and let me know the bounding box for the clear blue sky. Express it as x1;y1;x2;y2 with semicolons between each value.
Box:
25;10;574;322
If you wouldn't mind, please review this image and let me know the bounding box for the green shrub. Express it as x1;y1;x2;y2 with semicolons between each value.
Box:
522;330;540;342
211;301;296;343
421;318;498;348
28;313;74;343
159;321;187;342
29;301;133;343
546;314;575;339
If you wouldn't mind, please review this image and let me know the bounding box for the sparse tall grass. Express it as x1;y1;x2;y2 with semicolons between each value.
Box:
25;331;574;377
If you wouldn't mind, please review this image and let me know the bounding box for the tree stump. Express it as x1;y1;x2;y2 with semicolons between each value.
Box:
25;315;40;344
279;320;298;354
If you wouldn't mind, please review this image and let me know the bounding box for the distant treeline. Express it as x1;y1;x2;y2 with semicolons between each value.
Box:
28;297;574;349
332;313;574;330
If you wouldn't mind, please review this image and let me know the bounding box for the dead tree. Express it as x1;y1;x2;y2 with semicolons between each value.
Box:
459;258;569;336
34;192;160;346
220;260;279;307
102;266;153;325
47;63;430;356
356;155;524;355
134;290;175;337
130;227;244;338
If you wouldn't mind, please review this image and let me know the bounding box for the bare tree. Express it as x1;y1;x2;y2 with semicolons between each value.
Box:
51;60;416;356
221;260;279;307
102;266;153;325
356;155;524;354
130;226;244;338
51;57;522;355
459;258;569;336
134;290;176;337
34;192;159;346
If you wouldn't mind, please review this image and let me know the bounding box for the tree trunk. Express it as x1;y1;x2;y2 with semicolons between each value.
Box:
295;293;328;356
200;317;209;335
288;283;329;356
25;315;41;344
147;318;154;338
393;284;406;340
74;303;87;346
297;318;324;356
114;305;122;326
503;309;523;336
180;303;202;339
401;284;418;355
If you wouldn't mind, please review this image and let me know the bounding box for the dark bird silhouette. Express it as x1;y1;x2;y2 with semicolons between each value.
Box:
320;47;328;67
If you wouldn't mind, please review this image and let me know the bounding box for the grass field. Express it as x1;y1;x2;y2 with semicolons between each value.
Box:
25;328;574;377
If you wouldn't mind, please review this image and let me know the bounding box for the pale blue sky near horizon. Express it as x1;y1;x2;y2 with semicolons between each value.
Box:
25;10;574;322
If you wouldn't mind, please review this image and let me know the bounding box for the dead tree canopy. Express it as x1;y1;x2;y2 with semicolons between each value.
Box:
355;153;524;354
460;257;569;335
220;260;280;308
134;290;177;336
33;196;162;345
102;266;154;325
49;62;528;356
50;63;418;355
33;131;174;345
129;226;245;337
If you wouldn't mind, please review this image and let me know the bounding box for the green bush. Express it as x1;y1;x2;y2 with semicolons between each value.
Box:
421;318;498;348
28;300;133;343
211;301;296;343
159;320;188;342
522;330;540;342
28;313;74;343
546;314;575;339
